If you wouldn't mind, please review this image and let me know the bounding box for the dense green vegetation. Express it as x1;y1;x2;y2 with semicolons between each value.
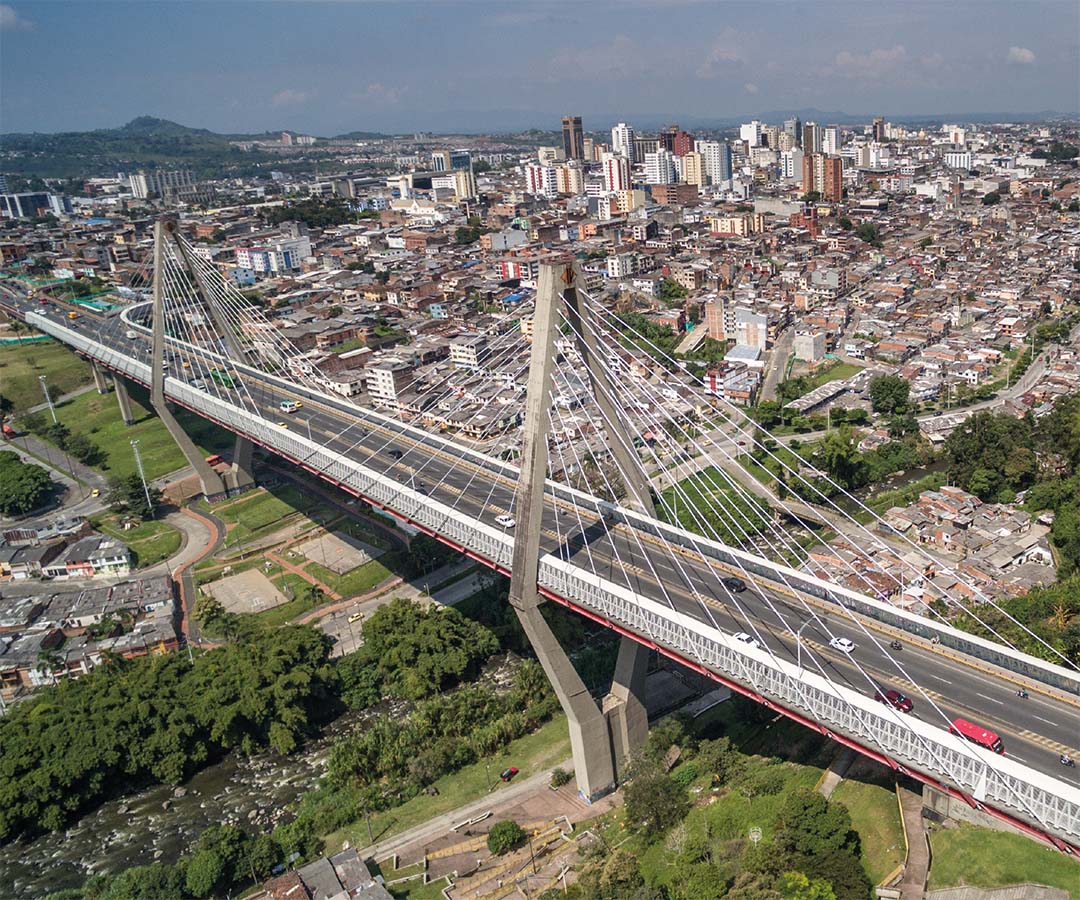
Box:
563;706;873;900
0;449;53;514
867;374;909;414
658;466;770;545
21;416;106;467
0;626;336;842
261;198;364;229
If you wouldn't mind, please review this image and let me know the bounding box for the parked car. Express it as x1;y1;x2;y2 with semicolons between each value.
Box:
499;767;519;782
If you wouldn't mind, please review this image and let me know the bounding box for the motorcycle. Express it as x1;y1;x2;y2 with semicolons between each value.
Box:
1060;755;1075;768
1016;689;1028;699
889;640;902;651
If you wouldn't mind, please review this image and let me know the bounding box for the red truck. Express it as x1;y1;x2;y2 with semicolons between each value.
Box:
2;423;17;439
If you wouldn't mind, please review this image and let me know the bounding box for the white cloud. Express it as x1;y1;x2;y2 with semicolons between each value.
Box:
831;44;907;77
272;88;313;107
547;35;653;82
1006;46;1036;65
743;82;759;95
361;82;407;106
0;4;33;31
697;27;747;78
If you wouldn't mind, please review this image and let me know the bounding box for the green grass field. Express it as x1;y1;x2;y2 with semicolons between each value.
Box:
804;361;863;392
831;774;905;884
0;337;92;413
306;555;397;598
322;714;573;851
928;823;1080;896
93;514;183;569
28;383;232;480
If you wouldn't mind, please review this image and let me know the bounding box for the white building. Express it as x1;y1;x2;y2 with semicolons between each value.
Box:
645;150;677;185
602;152;631;192
944;151;973;170
734;307;768;350
611;122;635;160
697;141;732;184
740;120;762;148
234;235;312;274
366;361;414;404
823;125;842;155
781;149;804;180
524;164;559;198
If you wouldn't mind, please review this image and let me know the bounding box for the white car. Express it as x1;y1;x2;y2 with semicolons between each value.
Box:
829;637;855;653
494;514;516;528
733;632;760;649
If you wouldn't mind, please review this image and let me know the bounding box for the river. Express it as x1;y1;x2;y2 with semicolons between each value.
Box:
0;710;363;900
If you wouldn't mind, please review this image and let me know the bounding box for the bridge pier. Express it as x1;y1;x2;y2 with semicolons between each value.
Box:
91;361;110;395
508;262;654;800
223;436;256;495
114;375;135;425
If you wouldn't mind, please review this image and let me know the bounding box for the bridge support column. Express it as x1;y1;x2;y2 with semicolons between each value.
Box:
149;219;227;502
113;375;135;425
508;262;617;802
563;264;653;779
91;361;109;395
223;436;256;495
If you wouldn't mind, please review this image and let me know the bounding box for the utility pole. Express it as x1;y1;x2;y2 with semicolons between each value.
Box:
130;439;154;516
39;375;57;424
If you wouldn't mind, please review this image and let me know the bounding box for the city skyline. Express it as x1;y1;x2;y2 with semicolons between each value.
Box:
1;0;1078;135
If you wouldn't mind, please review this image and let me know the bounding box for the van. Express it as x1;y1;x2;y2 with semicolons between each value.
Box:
279;400;302;414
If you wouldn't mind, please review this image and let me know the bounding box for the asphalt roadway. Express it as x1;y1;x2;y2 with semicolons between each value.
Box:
5;288;1078;789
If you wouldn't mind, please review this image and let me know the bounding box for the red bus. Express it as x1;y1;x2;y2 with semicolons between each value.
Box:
950;718;1005;754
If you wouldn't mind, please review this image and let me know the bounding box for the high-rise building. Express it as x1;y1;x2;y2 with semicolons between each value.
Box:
703;297;726;341
781;149;804;180
431;150;451;172
601;152;631;192
761;125;781;150
632;136;658;164
450;149;472;170
822;125;842;156
802;153;818;196
658;126;679;152
802;123;822;154
582;138;596;162
740;120;762;148
524;164;559;198
682;151;706;186
644;150;677;185
561;115;584;160
1;192;72;219
784;117;802;148
538;146;561;166
555;164;584;195
611;122;635;160
129;169;195;200
872;116;886;143
672;130;695;157
697;141;732;184
822;156;843;203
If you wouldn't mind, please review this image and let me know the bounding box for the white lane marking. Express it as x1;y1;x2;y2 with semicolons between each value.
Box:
1033;715;1059;728
976;692;1005;706
1009;754;1031;764
926;673;952;685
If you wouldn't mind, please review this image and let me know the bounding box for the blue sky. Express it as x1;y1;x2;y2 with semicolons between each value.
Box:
1;1;1077;135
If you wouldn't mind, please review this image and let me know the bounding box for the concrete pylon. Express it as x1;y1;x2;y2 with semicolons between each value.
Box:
149;219;227;501
170;231;256;495
562;263;654;779
508;262;616;802
113;375;135;425
91;361;110;395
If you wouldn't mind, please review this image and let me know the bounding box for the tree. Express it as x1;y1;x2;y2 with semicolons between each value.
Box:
777;871;836;900
0;394;12;417
801;191;822;203
774;790;859;858
837;217;853;231
184;848;225;898
487;819;526;855
0;451;53;515
623;769;690;837
455;225;482;245
868;374;910;414
106;473;162;518
817;427;866;490
982;191;1001;206
853;223;882;246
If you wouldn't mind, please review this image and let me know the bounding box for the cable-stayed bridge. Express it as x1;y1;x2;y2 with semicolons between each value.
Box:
2;221;1077;852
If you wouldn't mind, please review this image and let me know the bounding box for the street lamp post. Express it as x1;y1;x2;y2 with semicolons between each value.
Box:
38;375;57;424
130;439;154;517
794;619;813;669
